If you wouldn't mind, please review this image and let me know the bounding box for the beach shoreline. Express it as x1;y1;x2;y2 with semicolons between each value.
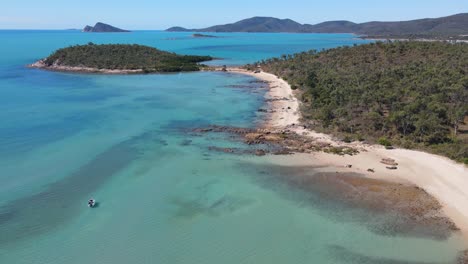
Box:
224;67;468;242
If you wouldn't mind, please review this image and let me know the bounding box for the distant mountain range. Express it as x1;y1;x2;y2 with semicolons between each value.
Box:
166;13;468;38
83;22;130;33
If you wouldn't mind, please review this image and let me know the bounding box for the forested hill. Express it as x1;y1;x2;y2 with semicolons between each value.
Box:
166;13;468;38
35;44;212;72
257;42;468;163
167;17;303;33
304;13;468;38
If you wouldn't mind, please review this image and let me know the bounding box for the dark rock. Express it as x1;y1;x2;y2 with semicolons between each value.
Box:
458;250;468;264
83;25;93;32
273;149;292;155
208;146;236;153
255;149;266;156
274;170;459;239
180;139;192;146
192;125;359;156
192;33;219;38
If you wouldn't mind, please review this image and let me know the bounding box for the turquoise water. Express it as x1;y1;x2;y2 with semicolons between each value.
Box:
0;31;464;263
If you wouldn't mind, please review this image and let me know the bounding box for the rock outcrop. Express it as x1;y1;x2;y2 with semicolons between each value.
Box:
82;22;130;33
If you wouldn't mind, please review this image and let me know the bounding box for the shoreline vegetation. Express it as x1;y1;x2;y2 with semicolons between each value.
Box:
256;41;468;164
29;43;213;73
216;66;468;244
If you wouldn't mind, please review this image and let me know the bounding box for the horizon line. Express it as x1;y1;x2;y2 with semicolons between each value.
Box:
1;12;466;31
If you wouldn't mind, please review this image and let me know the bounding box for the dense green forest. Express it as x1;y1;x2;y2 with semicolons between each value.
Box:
43;43;212;72
256;41;468;163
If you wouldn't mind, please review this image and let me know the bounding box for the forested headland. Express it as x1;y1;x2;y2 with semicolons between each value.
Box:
255;41;468;163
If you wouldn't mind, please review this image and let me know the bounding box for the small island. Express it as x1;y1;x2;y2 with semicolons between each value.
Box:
29;43;213;73
192;33;219;38
83;22;130;33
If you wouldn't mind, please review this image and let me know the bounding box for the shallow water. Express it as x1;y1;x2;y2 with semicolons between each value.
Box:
0;31;465;263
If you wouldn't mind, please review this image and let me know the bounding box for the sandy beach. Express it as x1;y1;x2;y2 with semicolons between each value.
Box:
222;68;300;127
225;67;468;240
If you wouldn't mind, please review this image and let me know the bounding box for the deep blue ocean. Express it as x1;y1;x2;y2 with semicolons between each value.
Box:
0;30;464;263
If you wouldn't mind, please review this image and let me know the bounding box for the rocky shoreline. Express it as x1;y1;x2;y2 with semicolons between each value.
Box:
268;166;459;239
206;67;468;251
458;250;468;263
28;60;144;74
194;124;459;239
193;125;359;156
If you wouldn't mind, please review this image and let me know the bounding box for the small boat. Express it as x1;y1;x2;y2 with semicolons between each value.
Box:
88;199;96;208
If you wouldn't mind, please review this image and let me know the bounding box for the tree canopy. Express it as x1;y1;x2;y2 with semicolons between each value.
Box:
43;43;212;72
257;41;468;163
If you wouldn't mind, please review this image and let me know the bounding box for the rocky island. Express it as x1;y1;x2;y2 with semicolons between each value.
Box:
192;33;219;38
82;22;130;33
29;43;213;73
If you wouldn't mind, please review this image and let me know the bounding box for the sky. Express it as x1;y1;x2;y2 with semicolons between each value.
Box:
1;0;467;29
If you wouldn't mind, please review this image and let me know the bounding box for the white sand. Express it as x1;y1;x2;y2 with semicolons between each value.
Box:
226;67;468;239
223;68;299;127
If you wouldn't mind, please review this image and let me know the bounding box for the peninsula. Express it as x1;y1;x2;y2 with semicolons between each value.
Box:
215;41;468;241
29;43;213;73
82;22;130;33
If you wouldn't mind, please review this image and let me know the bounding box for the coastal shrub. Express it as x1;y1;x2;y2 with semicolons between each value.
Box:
355;134;365;142
397;138;416;149
429;139;468;164
324;147;345;155
324;146;358;156
378;137;392;147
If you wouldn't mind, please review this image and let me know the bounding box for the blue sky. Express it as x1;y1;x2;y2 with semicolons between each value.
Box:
1;0;467;29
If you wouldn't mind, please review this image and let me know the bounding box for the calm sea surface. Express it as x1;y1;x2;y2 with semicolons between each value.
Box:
0;30;464;263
